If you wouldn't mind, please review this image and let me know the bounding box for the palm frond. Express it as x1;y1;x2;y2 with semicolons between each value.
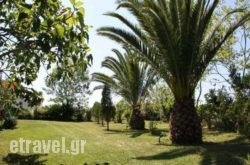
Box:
93;48;157;106
98;0;250;101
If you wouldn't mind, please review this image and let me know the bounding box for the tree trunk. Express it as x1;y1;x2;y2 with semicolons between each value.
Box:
207;120;212;130
169;97;202;144
97;116;100;124
107;121;109;131
101;116;104;126
129;105;145;130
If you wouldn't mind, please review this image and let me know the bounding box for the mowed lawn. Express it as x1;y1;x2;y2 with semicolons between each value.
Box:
0;120;249;165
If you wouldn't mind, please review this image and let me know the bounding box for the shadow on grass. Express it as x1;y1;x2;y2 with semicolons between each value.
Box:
83;162;110;165
135;136;250;165
135;147;198;160
149;128;169;137
200;136;250;165
104;129;150;138
2;153;47;165
105;127;169;138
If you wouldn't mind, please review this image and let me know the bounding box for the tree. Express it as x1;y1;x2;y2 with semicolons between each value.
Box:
115;99;129;123
101;84;115;131
146;81;174;120
229;66;250;136
0;0;89;85
91;101;102;123
44;69;90;110
209;0;250;136
97;0;250;144
200;87;234;131
0;80;43;116
116;99;131;124
209;1;249;97
93;48;157;129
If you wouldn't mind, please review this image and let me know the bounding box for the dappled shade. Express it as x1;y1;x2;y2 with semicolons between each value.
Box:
135;136;250;165
2;153;47;165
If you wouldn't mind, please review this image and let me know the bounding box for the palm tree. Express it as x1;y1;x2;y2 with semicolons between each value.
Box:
93;48;157;129
97;0;250;144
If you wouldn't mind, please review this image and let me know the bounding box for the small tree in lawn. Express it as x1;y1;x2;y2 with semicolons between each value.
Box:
101;84;115;131
91;102;102;124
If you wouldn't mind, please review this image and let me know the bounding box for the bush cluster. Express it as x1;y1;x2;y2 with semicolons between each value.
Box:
198;88;249;134
2;117;17;129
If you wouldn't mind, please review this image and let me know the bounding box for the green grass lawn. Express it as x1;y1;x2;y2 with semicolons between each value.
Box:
0;120;249;165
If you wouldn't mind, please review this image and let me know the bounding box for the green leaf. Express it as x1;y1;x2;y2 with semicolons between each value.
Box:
77;11;84;27
1;0;89;86
77;35;82;42
66;17;75;26
56;69;62;80
32;17;41;32
83;31;89;42
47;18;53;27
72;55;77;64
78;7;85;16
75;1;83;7
18;12;28;21
20;3;32;9
70;31;75;39
55;25;65;38
47;63;51;70
70;0;76;5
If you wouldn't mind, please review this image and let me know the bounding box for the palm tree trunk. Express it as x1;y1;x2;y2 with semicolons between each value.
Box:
129;105;145;130
101;116;104;126
169;97;202;144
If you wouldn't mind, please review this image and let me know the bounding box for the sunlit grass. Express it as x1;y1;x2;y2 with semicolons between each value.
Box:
0;120;249;165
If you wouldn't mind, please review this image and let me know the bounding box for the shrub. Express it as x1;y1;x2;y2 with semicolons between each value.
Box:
91;102;102;123
162;106;171;121
45;104;74;121
85;110;92;121
240;125;250;141
233;99;250;138
61;104;75;121
144;110;160;121
148;120;158;135
3;117;17;129
45;104;63;121
72;109;84;121
33;107;48;120
124;109;131;124
116;100;130;123
73;109;90;122
199;88;235;131
0;123;3;131
17;109;33;120
115;109;123;123
75;113;84;122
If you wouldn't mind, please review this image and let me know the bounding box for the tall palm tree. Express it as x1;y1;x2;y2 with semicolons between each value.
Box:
93;48;157;129
97;0;250;144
